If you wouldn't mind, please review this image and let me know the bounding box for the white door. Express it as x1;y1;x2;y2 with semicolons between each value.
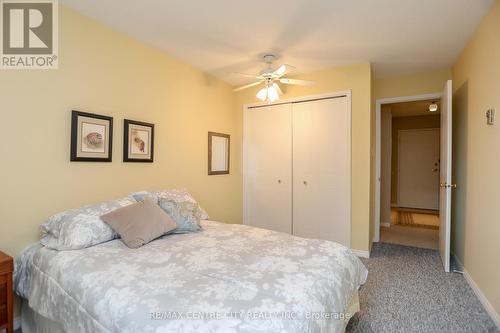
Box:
439;80;453;272
244;103;292;233
398;129;440;210
292;97;351;246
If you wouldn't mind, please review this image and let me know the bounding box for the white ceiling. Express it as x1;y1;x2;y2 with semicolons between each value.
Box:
389;100;441;117
60;0;493;85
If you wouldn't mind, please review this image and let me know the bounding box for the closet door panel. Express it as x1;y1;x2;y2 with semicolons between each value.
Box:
292;97;350;246
244;103;292;233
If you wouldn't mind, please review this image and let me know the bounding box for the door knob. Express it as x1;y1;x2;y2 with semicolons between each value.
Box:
303;181;308;185
277;179;282;184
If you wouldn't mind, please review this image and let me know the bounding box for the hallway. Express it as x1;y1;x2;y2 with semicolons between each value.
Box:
380;208;439;250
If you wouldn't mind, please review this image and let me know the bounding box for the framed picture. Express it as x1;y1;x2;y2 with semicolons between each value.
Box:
70;110;113;162
123;119;154;162
208;132;230;175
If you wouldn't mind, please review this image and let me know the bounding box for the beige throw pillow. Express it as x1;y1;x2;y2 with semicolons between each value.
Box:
101;198;176;248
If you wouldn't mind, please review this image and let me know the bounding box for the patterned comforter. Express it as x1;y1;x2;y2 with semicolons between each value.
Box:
14;221;368;333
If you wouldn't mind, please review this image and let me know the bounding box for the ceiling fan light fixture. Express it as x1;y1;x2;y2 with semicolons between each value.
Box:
429;102;438;112
233;53;314;98
267;85;279;102
256;87;268;101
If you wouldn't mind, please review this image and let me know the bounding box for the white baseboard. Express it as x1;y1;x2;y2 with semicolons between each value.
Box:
351;249;370;258
453;254;500;329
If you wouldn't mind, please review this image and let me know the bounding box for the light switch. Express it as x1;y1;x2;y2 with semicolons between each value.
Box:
486;109;495;125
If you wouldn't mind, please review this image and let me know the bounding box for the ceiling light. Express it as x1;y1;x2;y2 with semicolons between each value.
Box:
267;85;279;102
256;87;268;101
256;83;282;103
429;102;438;112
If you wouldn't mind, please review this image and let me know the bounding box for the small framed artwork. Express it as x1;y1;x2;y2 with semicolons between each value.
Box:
208;132;230;175
70;110;113;162
123;119;154;162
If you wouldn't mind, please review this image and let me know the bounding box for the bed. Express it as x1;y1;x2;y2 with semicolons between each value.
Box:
15;220;368;333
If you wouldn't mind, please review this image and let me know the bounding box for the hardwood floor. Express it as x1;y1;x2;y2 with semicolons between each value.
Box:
391;208;439;229
380;225;438;250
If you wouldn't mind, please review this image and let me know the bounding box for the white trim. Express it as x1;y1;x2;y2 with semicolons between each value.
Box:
380;222;391;227
374;93;442;243
243;91;352;247
351;249;370;258
453;254;500;329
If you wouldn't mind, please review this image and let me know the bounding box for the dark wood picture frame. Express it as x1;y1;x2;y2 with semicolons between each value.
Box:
123;119;154;163
70;110;113;162
208;131;230;175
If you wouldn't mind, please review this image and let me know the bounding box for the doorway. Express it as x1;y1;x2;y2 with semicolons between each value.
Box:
375;81;453;272
375;95;442;250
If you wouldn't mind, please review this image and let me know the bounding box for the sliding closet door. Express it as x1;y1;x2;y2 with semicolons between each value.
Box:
292;97;351;246
244;103;292;233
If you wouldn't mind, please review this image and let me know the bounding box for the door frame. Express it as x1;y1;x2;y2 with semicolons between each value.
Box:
243;90;352;245
374;93;442;242
397;128;440;210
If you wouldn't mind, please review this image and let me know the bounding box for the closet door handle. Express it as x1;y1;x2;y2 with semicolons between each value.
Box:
277;179;282;184
303;180;308;185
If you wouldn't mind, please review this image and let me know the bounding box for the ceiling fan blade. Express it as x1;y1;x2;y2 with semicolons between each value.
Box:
279;78;315;86
273;64;296;77
233;81;263;92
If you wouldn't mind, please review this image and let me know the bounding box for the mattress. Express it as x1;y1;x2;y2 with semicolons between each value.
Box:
15;220;368;333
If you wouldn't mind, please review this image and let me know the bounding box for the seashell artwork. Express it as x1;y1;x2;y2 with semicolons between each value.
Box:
84;132;103;148
134;136;145;152
71;111;113;161
124;120;154;162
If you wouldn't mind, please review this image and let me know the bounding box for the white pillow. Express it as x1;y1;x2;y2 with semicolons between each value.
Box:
132;188;209;220
40;197;135;250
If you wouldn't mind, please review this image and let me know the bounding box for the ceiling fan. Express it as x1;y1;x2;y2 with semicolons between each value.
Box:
233;54;315;103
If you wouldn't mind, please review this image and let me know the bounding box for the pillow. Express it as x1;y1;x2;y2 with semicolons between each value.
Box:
158;198;202;233
132;188;209;220
40;197;136;250
131;190;158;203
101;198;177;248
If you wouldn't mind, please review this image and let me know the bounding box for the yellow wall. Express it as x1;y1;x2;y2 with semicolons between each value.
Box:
452;0;500;315
373;68;452;101
235;63;372;252
0;6;242;259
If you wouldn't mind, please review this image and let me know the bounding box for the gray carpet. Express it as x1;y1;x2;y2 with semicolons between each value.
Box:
346;242;499;333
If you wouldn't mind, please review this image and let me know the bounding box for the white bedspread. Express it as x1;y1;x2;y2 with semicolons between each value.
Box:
14;220;367;333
